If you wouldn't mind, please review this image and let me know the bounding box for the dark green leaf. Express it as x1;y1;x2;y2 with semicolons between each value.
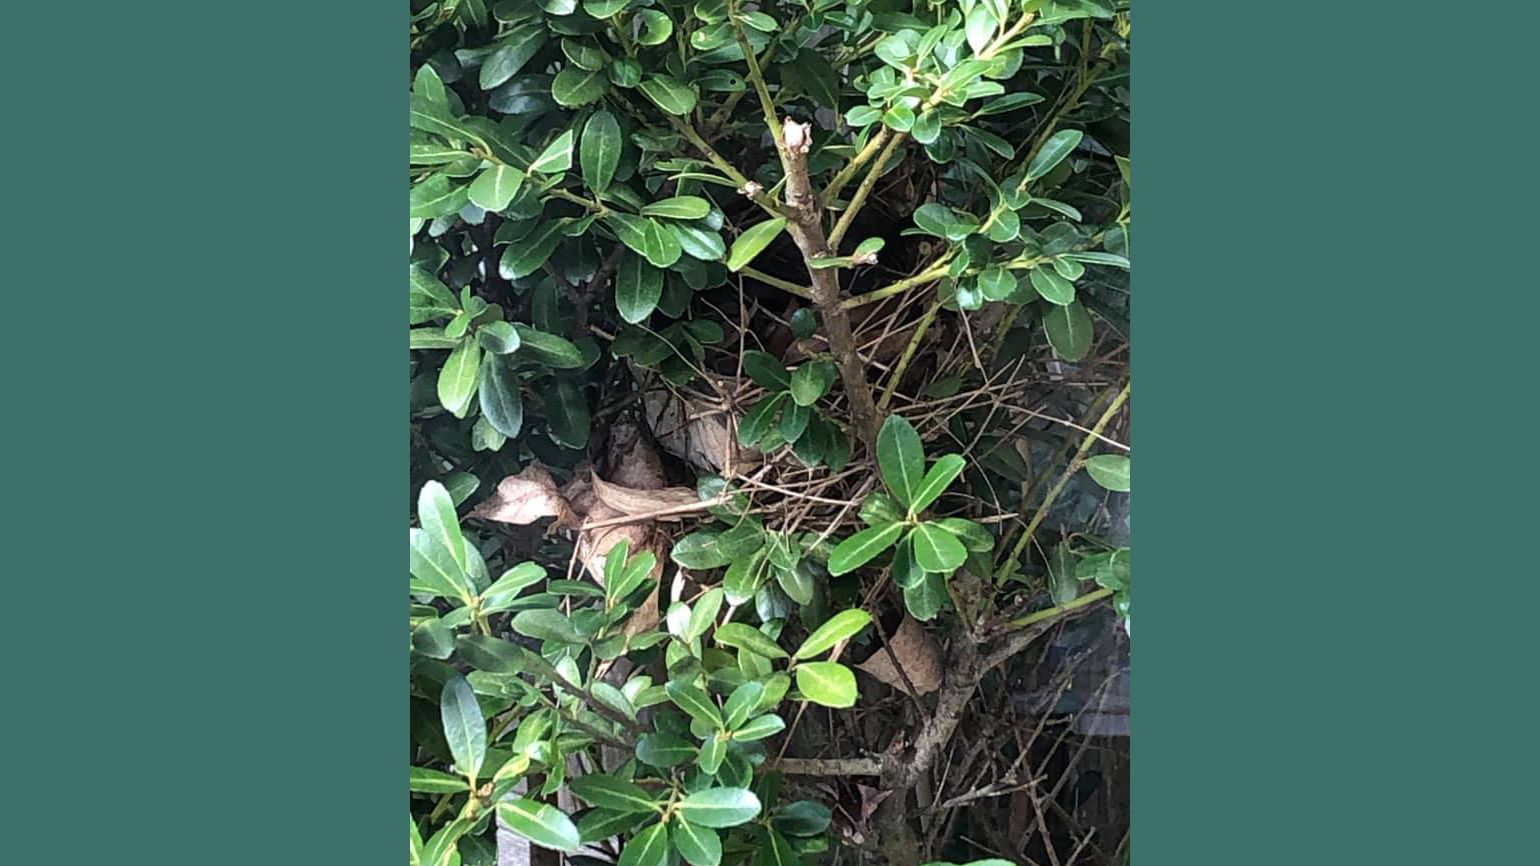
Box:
440;674;487;783
468;165;525;211
714;623;789;659
789;361;832;406
771;801;832;837
479;354;524;438
551;66;607;107
978;266;1017;301
437;339;482;417
671;817;722;866
547;379;590;449
641;195;711;220
794;662;857;708
726;217;787;271
795;608;871;660
529;130;575;174
910;523;967;572
1026;130;1083;181
1084;454;1131;492
665;681;724;729
616;252;664;323
512;325;585;368
1029;267;1076;305
741;350;791;391
908;454;965;513
675;788;762;828
497;798;582;853
454;635;527;673
511;608;582;643
877;415;926;507
733;713;785;741
637;732;696;768
618;822;670;866
570;774;662;816
580;110;621;193
827;522;903;576
754;829;800;866
639;76;698;115
1042;300;1093;361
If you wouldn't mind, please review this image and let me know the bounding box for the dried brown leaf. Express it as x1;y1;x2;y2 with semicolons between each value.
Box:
470;464;572;526
642;387;759;473
856;615;943;695
591;473;701;520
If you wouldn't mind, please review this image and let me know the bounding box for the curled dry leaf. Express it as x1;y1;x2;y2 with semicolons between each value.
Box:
855;615;943;695
590;473;701;521
642;385;759;473
469;464;573;527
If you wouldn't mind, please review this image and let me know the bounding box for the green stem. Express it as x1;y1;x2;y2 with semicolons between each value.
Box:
994;381;1130;584
879;297;943;412
1003;587;1114;631
842;259;953;310
741;266;814;299
827;131;905;249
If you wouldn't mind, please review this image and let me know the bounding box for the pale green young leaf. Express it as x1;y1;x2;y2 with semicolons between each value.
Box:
827;522;903;576
726;217;788;271
794;661;858;708
1084;454;1131;492
908;454;966;513
497;798;582;853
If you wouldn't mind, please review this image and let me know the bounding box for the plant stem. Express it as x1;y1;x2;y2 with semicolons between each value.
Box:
827;132;905;249
995;381;1130;584
842;259;953;310
879;297;943;412
1003;587;1114;631
740;266;814;299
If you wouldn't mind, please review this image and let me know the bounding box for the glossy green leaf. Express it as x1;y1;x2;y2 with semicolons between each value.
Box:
934;518;993;552
454;635;527;673
410;175;471;219
715;622;789;659
481;562;545;610
1048;542;1079;606
468;164;525;211
910;522;967;572
1026;130;1083;181
636;732;696;768
789;361;833;406
697;733;727;774
618;822;670;866
511;608;581;643
569;774;662;815
437;339;482;417
410;766;470;793
512;325;585;368
795;609;872;660
440;674;486;783
911;110;941;144
877;414;925;507
772;801;832;837
671;817;722;866
479;354;524;438
1042;300;1094;361
794;661;857;708
1084;454;1131;492
642;195;710;220
726;217;787;271
636;10;674;45
580;110;621;193
665;681;724;729
978;265;1017;301
908;454;965;513
480;31;547;90
675;788;762;828
686;587;726;641
1029;267;1076;305
497;798;582;853
733;712;786;741
754;829;799;866
499;221;565;278
827;522;903;576
530;130;574;174
741;350;791;391
616;252;664;323
417;479;466;573
639;76;698;115
551;66;607;107
547;379;590;449
409;528;472;600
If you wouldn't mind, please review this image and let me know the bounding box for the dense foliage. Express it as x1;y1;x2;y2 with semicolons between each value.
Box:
410;2;1131;865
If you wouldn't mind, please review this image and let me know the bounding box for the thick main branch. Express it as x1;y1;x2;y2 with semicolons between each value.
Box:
777;118;882;448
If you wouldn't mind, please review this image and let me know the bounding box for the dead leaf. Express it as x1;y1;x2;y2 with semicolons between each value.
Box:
470;464;573;526
856;615;943;695
591;473;701;520
642;386;758;473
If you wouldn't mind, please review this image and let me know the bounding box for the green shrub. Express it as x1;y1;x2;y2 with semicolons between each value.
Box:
410;1;1131;864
